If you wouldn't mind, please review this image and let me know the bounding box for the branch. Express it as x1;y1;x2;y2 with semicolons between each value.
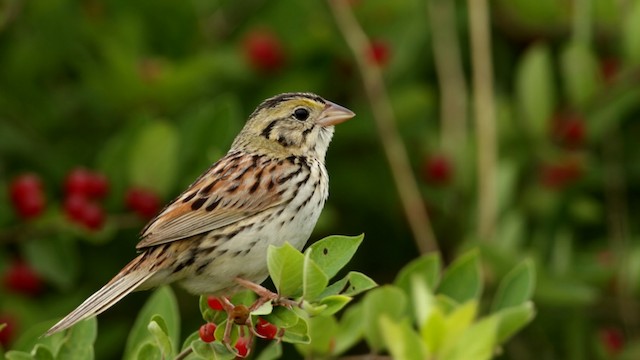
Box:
328;0;439;254
467;0;498;241
428;0;468;155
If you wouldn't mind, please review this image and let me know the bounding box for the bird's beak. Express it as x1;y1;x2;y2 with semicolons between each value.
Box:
316;101;355;127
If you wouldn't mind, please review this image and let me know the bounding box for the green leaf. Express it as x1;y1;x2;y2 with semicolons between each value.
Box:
213;320;238;345
303;249;329;301
410;273;437;326
420;307;446;355
515;43;556;138
436;295;458;314
10;321;64;355
147;315;173;357
622;1;640;65
21;236;79;290
494;302;536;344
129;120;179;197
251;301;273;316
181;330;200;352
560;42;601;108
134;342;161;360
263;306;299;328
295;315;338;356
442;300;478;350
267;243;304;297
254;341;282;360
31;345;54;360
442;301;478;352
394;253;441;295
57;318;97;360
281;316;310;344
307;234;364;279
124;287;180;360
492;259;536;311
5;351;34;360
441;316;498;360
379;315;427;360
334;303;365;355
437;250;483;303
191;340;235;360
362;286;408;352
320;271;377;297
315;295;352;316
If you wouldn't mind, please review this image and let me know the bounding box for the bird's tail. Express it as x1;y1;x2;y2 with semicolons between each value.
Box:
45;253;156;336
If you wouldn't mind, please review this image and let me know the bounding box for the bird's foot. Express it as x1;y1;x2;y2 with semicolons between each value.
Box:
215;297;253;357
213;278;296;356
234;277;299;311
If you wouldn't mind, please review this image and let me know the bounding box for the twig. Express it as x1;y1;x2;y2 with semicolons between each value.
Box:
427;0;468;155
467;0;498;241
327;0;439;254
174;347;193;360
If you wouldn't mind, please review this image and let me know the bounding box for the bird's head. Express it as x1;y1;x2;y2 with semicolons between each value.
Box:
232;92;355;159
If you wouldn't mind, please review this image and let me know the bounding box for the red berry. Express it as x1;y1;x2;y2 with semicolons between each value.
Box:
199;323;217;343
9;174;45;219
125;187;161;219
65;168;109;199
235;336;249;358
10;174;43;201
367;40;390;66
552;112;585;148
243;30;285;73
422;154;453;186
207;296;225;311
64;193;90;222
539;159;582;189
79;202;105;230
599;327;624;355
87;172;109;199
64;168;93;196
255;318;278;340
0;314;17;348
600;57;619;84
3;259;43;296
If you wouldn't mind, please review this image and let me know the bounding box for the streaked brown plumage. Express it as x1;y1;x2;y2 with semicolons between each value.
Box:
45;92;354;336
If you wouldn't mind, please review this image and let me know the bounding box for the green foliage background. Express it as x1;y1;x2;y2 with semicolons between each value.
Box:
1;0;640;358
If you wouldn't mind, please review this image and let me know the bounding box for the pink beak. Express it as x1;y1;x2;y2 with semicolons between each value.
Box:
316;101;355;127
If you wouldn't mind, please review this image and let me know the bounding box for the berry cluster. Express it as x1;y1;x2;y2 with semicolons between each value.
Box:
4;169;165;347
199;296;280;357
63;168;109;230
8;169;162;230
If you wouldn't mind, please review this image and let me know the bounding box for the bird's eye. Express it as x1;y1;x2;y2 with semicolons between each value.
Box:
293;108;310;121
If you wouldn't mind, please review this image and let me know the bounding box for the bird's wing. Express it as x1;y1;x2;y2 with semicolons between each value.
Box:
135;151;302;249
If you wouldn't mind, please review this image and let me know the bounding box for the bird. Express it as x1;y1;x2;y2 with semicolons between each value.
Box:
45;92;355;336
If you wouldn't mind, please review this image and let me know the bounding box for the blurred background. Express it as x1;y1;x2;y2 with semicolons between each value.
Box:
1;0;640;358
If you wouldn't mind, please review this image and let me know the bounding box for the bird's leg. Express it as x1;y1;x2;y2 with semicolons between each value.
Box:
234;277;298;311
219;296;237;353
218;296;254;356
